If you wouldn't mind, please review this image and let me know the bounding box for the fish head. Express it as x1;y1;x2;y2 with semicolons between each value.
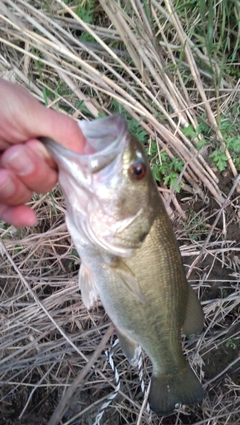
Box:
43;115;159;256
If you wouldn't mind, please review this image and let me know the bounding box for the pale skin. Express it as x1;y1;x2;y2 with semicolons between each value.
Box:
0;78;86;227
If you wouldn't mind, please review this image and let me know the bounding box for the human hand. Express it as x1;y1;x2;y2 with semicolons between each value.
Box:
0;79;86;227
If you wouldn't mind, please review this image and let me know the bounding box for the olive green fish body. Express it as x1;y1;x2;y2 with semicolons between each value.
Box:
43;115;204;416
85;205;187;368
79;206;203;415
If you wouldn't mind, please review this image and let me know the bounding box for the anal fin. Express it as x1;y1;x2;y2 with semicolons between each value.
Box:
116;327;140;367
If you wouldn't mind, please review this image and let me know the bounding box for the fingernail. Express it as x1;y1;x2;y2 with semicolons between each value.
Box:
0;175;15;197
6;149;34;175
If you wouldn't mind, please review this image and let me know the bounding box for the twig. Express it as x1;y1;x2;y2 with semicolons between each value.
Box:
204;357;240;388
187;175;240;278
47;324;114;425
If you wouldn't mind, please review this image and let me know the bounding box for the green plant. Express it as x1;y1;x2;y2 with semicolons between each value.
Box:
225;338;238;350
182;123;208;150
175;0;240;64
110;100;185;191
221;288;229;298
147;140;161;181
184;209;209;242
183;114;240;172
111;99;148;143
67;248;80;270
76;100;94;116
0;222;10;232
159;153;184;191
221;118;240;169
208;117;240;171
148;145;184;191
75;0;96;42
209;149;228;171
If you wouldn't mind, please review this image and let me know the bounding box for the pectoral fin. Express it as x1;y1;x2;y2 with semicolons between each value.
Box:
182;283;204;337
79;263;98;309
108;260;145;304
116;327;140;367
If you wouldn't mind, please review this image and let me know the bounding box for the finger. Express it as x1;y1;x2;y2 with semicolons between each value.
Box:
25;139;57;169
1;144;58;193
35;106;86;153
0;204;37;227
0;80;86;152
0;169;33;206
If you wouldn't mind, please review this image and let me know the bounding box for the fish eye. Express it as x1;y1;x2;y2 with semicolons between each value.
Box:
129;162;147;180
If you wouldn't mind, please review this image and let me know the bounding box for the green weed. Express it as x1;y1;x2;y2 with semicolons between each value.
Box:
184;209;209;241
67;248;80;271
225;338;238;350
75;0;96;42
111;99;148;143
209;149;228;171
0;222;11;232
112;100;184;190
158;152;184;191
75;1;94;22
175;0;240;59
76;100;94;116
183;114;240;172
147;143;184;191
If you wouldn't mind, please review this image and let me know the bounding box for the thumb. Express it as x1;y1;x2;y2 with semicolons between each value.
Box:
0;79;86;153
33;104;86;154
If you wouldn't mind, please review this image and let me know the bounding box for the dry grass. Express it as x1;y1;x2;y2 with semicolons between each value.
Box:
0;0;240;424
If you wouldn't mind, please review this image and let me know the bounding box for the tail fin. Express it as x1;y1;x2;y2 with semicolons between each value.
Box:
149;364;204;417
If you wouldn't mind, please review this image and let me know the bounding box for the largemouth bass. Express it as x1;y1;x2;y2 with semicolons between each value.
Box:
43;115;204;416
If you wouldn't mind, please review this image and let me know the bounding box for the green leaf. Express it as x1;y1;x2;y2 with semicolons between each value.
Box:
98;111;107;118
79;33;95;42
169;158;184;172
209;150;228;171
152;165;160;181
182;125;196;138
228;137;240;153
196;138;208;150
75;1;94;23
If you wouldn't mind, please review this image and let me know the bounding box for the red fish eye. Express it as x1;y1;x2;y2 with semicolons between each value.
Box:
129;162;147;180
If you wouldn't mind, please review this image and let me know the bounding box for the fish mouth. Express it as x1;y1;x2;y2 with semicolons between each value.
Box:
80;114;127;156
42;115;141;257
43;114;128;174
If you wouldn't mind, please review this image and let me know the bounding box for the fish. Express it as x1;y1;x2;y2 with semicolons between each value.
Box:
42;115;204;416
